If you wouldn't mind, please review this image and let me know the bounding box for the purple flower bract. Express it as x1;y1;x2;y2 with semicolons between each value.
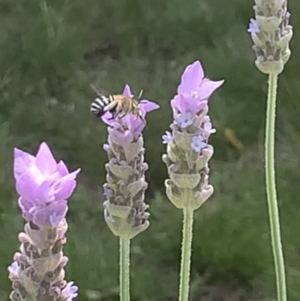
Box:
14;142;80;227
172;61;224;114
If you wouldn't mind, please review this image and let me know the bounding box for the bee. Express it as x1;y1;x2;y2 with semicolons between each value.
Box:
90;85;145;123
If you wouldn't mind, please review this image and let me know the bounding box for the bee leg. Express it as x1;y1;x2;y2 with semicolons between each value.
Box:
108;113;120;121
114;110;127;119
118;114;126;119
107;111;118;121
106;108;120;121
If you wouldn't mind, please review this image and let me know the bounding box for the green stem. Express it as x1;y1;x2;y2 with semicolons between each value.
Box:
179;207;194;301
265;73;287;301
120;237;130;301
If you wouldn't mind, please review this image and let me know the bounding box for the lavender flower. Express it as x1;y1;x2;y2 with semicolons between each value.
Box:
163;60;224;210
9;142;80;301
248;0;293;74
101;84;159;238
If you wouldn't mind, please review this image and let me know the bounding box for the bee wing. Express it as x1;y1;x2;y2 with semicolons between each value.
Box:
90;84;108;96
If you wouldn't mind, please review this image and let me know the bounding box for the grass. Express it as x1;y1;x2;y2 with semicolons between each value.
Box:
1;0;300;300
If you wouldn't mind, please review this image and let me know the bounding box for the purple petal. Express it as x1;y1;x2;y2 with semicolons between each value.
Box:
175;112;194;128
162;131;173;144
18;197;35;221
191;135;206;152
15;173;39;202
49;202;68;227
33;201;68;227
50;213;65;227
123;115;145;138
178;61;204;94
203;122;216;136
101;111;119;127
62;168;81;181
8;261;19;274
17;174;58;206
50;168;80;200
34;180;55;202
171;94;207;114
131;121;145;139
35;142;57;175
103;186;113;197
14;148;35;181
139;100;160;113
18;196;35;213
248;18;259;33
52;179;76;201
57;161;69;177
62;281;79;301
122;84;132;97
103;144;110;152
198;79;224;101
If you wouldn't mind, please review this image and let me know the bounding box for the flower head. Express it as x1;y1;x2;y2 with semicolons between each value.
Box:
101;84;159;140
102;84;159;239
248;0;293;74
14;142;80;227
163;60;223;210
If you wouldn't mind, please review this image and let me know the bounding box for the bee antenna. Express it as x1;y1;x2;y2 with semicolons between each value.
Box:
137;89;144;100
90;84;101;96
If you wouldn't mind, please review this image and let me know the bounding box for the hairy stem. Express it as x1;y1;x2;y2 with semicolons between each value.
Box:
179;207;194;301
265;73;287;301
120;237;130;301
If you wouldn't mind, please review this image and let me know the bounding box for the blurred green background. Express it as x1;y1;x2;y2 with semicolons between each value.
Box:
1;0;300;300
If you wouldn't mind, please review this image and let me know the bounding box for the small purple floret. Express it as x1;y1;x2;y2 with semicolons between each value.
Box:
191;136;206;152
163;60;224;210
248;18;259;33
103;186;113;197
61;282;79;301
175;112;194;128
8;261;19;275
203;121;216;139
162;131;173;144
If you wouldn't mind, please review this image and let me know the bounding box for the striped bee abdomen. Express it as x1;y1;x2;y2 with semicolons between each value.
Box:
90;96;112;117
